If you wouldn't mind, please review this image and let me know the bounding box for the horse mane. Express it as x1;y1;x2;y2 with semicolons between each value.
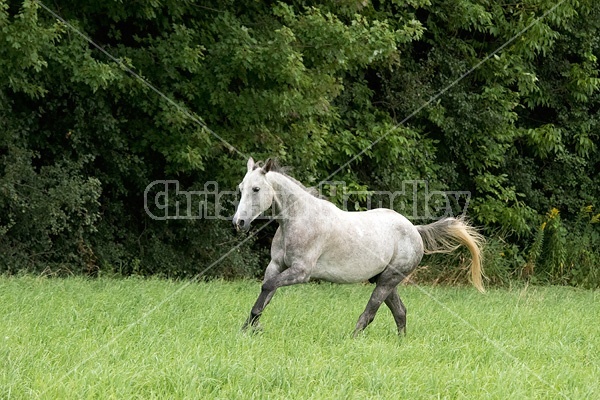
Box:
255;159;322;198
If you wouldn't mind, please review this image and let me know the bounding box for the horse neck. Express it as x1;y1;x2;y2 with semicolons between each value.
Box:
266;172;315;220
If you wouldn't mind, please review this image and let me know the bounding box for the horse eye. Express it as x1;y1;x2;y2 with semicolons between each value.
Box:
252;187;260;193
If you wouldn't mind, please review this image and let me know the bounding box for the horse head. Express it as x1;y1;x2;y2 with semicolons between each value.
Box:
232;157;275;231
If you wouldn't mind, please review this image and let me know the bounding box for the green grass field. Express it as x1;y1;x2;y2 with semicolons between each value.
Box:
0;276;598;399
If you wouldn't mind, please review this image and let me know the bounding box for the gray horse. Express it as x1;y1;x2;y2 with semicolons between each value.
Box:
233;157;484;336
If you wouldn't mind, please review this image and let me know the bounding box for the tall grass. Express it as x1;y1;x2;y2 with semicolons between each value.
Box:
1;276;598;399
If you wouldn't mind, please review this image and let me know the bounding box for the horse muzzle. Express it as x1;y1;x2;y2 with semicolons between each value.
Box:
232;215;250;232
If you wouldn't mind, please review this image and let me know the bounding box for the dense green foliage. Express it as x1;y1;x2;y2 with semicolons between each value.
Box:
1;0;598;285
1;277;599;398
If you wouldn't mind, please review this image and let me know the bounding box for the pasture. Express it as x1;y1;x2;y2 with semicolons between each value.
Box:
1;276;598;399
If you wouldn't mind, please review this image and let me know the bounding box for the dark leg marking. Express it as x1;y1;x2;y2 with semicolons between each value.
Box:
384;289;407;336
242;266;309;331
242;288;277;330
353;270;405;337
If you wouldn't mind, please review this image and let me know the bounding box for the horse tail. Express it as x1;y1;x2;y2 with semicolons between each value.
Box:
416;217;485;293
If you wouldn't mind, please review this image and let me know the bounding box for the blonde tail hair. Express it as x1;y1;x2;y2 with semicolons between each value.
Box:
416;217;485;293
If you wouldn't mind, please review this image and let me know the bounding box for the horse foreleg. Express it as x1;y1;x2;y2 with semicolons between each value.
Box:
243;264;309;331
242;288;276;331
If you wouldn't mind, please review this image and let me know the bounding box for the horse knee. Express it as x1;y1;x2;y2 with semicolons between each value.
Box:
263;266;309;292
261;281;275;292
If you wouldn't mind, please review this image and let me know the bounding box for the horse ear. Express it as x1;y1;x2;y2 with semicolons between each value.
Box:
247;157;255;172
262;158;274;174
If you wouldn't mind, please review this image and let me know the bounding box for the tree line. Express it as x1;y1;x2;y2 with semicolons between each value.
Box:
1;0;598;287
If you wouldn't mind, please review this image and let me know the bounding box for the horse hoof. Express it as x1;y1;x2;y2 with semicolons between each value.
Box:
241;322;263;334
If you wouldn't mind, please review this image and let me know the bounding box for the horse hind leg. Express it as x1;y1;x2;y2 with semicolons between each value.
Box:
353;272;403;337
384;289;407;336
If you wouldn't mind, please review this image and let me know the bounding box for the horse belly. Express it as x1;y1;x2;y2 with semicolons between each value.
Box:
311;243;392;284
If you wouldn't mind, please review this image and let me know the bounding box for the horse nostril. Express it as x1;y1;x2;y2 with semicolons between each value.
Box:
232;216;246;231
